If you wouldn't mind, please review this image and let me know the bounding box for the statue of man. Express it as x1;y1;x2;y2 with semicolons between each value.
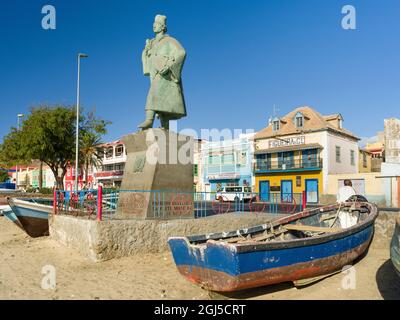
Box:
138;14;187;130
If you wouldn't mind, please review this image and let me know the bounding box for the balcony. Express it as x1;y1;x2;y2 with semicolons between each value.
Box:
255;158;323;173
94;170;124;179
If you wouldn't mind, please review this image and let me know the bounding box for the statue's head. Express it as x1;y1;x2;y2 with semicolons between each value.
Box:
153;14;167;34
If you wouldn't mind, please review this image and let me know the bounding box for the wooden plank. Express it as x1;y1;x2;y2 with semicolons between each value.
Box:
283;224;341;233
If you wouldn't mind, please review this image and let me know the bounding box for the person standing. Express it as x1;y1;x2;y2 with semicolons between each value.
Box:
337;179;356;203
336;179;358;228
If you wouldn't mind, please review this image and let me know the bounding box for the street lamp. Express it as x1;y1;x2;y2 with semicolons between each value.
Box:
16;114;24;189
75;53;88;192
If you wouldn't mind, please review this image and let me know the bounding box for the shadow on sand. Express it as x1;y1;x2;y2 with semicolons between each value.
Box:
209;245;375;300
208;282;294;300
376;260;400;300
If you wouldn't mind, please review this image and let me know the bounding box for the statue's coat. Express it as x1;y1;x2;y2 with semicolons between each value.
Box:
142;35;186;118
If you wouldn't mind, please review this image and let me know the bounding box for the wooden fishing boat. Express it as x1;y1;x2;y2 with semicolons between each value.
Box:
5;198;53;238
168;201;378;292
391;216;400;278
0;205;11;216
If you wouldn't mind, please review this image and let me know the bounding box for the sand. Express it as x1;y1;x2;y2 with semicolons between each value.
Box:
0;216;399;300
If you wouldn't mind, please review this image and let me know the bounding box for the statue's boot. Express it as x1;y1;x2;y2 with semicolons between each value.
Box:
138;110;155;130
160;114;170;130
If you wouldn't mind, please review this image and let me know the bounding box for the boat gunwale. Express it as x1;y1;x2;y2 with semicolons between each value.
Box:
7;197;53;215
172;202;378;253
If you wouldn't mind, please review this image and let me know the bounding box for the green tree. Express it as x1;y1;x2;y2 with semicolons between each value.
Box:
0;105;110;189
0;169;9;183
80;132;103;187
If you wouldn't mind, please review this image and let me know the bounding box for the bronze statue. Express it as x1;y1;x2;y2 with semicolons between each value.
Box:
138;15;187;130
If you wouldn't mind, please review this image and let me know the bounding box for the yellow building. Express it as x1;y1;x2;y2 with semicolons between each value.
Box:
254;106;360;204
358;149;373;173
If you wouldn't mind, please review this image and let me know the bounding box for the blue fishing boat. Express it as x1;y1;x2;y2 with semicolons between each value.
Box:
391;217;400;278
0;205;11;216
168;201;378;292
5;198;53;238
2;206;23;230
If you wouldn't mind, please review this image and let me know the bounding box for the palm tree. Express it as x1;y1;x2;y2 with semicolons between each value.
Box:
79;132;103;188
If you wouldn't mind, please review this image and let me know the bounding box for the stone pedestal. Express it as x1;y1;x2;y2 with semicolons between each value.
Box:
116;129;194;219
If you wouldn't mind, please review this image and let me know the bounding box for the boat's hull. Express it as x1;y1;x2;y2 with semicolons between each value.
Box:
0;205;10;216
7;199;52;238
168;203;378;292
390;217;400;278
2;208;24;230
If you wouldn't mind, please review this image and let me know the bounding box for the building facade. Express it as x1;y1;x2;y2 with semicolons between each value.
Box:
93;140;126;188
358;149;373;173
201;133;255;194
193;139;206;192
11;163;57;190
381;118;400;207
254;106;360;204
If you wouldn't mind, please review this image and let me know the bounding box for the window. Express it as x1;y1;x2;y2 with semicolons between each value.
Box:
194;164;198;176
363;153;367;168
208;155;220;165
296;176;301;187
115;163;125;171
105;147;113;159
115;145;124;157
273;120;280;131
295;115;303;128
222;154;234;164
103;164;113;172
336;146;341;163
350;150;355;166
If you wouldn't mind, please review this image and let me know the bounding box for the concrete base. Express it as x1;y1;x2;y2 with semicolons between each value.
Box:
49;212;400;262
116;129;194;219
49;214;282;262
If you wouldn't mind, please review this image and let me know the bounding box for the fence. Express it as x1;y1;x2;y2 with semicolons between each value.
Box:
54;187;305;221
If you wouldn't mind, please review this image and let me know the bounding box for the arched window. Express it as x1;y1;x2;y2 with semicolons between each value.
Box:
115;144;124;157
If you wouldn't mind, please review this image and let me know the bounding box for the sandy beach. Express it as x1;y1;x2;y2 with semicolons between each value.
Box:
0;215;399;300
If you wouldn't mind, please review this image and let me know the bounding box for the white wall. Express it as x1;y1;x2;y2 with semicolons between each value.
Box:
381;162;400;207
327;132;359;175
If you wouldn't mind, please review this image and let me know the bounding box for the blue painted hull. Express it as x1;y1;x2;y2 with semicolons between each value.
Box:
3;208;23;229
7;198;52;238
168;202;378;291
391;217;400;278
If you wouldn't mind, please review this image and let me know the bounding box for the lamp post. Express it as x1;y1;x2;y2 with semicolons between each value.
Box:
16;114;24;189
75;53;88;192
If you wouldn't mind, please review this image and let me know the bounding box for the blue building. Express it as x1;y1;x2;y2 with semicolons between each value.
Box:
201;133;255;194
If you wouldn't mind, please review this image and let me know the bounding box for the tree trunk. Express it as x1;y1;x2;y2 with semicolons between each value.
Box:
56;177;64;190
38;161;43;189
49;166;64;190
85;160;89;188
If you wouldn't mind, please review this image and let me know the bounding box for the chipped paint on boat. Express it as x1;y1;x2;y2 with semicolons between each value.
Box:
168;202;378;292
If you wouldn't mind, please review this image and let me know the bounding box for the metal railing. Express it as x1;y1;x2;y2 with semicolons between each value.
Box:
53;188;305;220
54;189;100;219
255;158;323;172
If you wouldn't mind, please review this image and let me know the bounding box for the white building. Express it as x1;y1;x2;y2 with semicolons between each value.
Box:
93;140;127;188
381;118;400;207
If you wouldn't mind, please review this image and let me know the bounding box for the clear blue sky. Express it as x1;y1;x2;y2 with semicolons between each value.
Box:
0;0;399;143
